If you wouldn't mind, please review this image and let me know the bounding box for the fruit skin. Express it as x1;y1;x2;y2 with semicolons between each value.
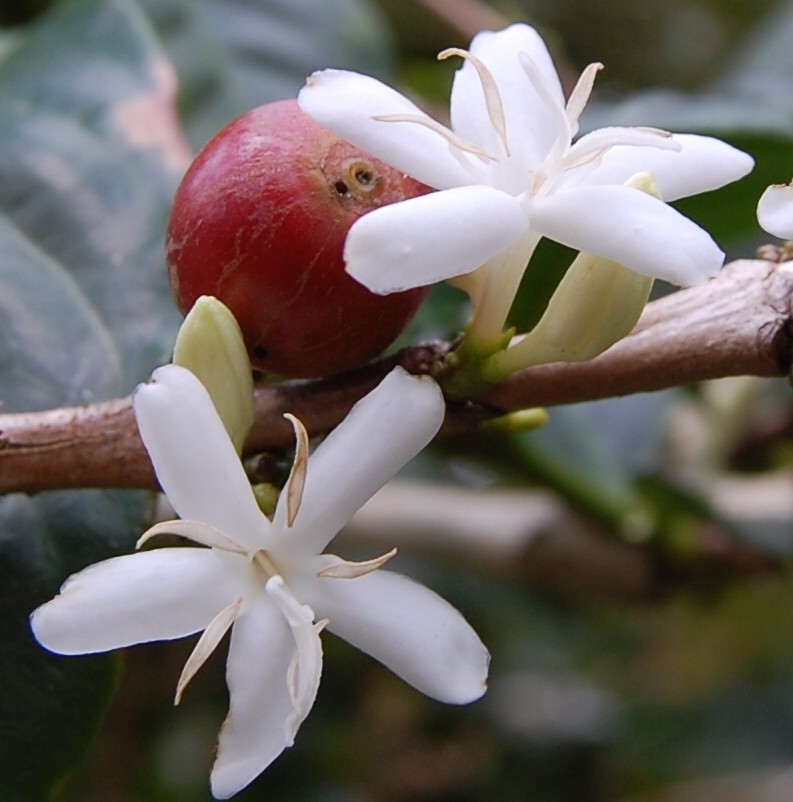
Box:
166;99;431;379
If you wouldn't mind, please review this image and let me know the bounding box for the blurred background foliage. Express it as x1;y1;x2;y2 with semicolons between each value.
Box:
1;0;793;800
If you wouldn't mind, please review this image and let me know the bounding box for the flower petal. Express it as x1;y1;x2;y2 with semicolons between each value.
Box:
530;184;724;286
580;133;754;201
345;186;528;294
302;569;489;705
758;181;793;239
279;368;445;557
133;364;270;552
30;548;241;655
451;23;564;169
299;69;482;189
210;589;313;799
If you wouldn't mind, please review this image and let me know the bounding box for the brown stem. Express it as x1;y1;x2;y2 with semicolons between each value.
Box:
1;258;791;495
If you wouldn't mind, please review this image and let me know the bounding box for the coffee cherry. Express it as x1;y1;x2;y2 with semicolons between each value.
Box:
166;99;430;378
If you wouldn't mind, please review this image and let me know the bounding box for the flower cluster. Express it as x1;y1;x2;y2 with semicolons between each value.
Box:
31;299;488;798
299;23;753;379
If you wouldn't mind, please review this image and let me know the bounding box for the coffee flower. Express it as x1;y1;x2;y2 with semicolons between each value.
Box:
31;366;489;798
299;23;753;354
758;179;793;240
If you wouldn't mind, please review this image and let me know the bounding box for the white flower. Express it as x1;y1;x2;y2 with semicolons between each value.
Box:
30;365;489;799
758;179;793;240
299;23;753;347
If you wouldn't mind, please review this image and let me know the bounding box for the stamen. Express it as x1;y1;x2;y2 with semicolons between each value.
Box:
372;113;499;161
565;62;603;136
562;126;678;173
282;413;309;527
174;597;242;705
438;47;510;157
316;547;398;578
137;519;248;555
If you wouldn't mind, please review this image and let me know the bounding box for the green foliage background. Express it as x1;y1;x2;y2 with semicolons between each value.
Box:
1;0;793;800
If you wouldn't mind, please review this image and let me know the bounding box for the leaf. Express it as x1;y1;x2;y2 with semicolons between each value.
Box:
0;214;120;413
0;0;188;797
0;490;145;802
0;0;185;389
139;0;395;147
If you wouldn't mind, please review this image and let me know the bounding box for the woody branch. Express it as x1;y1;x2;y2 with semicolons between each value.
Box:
0;258;791;496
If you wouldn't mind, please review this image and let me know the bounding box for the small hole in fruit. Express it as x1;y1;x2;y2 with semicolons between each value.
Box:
253;345;268;362
339;158;384;197
334;180;350;197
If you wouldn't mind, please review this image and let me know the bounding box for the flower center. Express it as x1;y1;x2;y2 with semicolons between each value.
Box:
252;548;282;580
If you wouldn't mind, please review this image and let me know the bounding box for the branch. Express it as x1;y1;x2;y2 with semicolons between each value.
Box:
1;258;791;495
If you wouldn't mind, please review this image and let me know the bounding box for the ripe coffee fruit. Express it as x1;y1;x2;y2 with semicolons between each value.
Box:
166;99;431;378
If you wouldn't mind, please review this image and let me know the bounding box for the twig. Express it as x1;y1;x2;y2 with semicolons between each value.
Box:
0;258;791;495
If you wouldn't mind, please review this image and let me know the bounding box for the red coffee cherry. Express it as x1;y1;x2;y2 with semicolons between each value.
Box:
166;99;431;378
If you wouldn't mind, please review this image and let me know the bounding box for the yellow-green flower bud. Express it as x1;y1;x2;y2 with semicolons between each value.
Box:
483;172;661;381
173;295;254;453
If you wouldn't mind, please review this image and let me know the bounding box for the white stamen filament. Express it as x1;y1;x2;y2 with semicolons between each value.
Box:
565;62;603;135
372;113;499;161
174;597;242;705
137;519;249;555
316;547;398;578
283;413;309;527
439;46;511;157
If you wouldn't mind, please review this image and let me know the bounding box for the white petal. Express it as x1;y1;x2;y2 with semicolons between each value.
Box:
30;549;241;655
565;62;603;136
316;548;397;578
758;182;793;239
580;133;754;201
302;569;489;705
299;69;481;189
279;368;444;557
530;185;725;286
452;24;563;170
133;364;270;552
345;186;528;294
210;589;312;799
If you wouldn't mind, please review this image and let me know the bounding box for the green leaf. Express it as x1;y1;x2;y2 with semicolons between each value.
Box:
0;0;187;796
0;0;183;389
0;490;146;802
139;0;395;147
0;214;120;413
